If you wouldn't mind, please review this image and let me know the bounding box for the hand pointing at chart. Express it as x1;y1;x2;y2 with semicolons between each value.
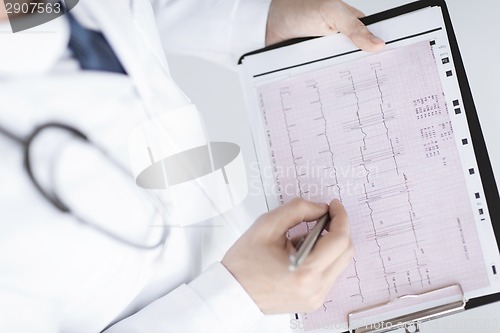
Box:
266;0;385;52
222;198;354;314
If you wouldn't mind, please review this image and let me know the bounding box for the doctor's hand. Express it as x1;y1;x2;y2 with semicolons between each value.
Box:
266;0;385;52
222;198;354;314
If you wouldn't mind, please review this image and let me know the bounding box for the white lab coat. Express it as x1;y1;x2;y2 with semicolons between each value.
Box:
0;1;286;332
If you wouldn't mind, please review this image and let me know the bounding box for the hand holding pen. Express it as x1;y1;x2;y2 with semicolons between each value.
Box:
289;211;331;271
222;198;353;314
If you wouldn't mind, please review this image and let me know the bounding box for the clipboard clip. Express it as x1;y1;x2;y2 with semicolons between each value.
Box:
348;284;466;333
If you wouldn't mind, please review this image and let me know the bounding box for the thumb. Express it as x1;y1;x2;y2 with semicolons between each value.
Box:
264;198;329;237
340;17;385;52
320;0;385;52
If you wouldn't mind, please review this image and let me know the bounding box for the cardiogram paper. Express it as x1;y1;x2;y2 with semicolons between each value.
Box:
253;40;490;331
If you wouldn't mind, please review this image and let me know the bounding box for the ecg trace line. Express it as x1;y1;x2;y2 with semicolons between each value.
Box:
363;183;391;296
380;104;390;141
373;66;401;176
414;249;424;287
308;80;342;201
359;146;371;184
280;89;303;198
373;65;385;104
342;70;367;151
404;173;420;250
280;89;314;232
351;258;365;302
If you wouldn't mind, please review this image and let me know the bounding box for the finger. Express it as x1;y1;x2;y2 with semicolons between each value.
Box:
337;16;384;52
264;198;329;237
323;1;385;52
326;199;349;233
303;199;351;268
296;241;354;311
346;18;385;52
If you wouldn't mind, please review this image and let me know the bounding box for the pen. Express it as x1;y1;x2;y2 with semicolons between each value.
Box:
289;212;330;271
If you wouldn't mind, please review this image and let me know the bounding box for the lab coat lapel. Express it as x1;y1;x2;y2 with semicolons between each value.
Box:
81;0;190;114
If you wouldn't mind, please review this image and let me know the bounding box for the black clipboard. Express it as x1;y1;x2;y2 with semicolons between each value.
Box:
239;0;500;329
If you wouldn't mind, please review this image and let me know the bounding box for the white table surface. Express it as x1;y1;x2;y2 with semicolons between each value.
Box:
167;0;500;331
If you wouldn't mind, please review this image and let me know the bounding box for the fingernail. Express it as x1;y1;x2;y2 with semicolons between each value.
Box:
370;34;384;45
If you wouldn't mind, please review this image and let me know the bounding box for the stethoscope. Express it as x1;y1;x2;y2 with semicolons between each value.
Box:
0;4;179;250
0;122;169;250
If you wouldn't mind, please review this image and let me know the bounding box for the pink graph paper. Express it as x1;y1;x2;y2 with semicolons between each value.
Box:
256;41;489;331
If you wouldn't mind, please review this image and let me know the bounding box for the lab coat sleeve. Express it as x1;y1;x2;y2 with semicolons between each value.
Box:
104;262;263;333
150;0;272;65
